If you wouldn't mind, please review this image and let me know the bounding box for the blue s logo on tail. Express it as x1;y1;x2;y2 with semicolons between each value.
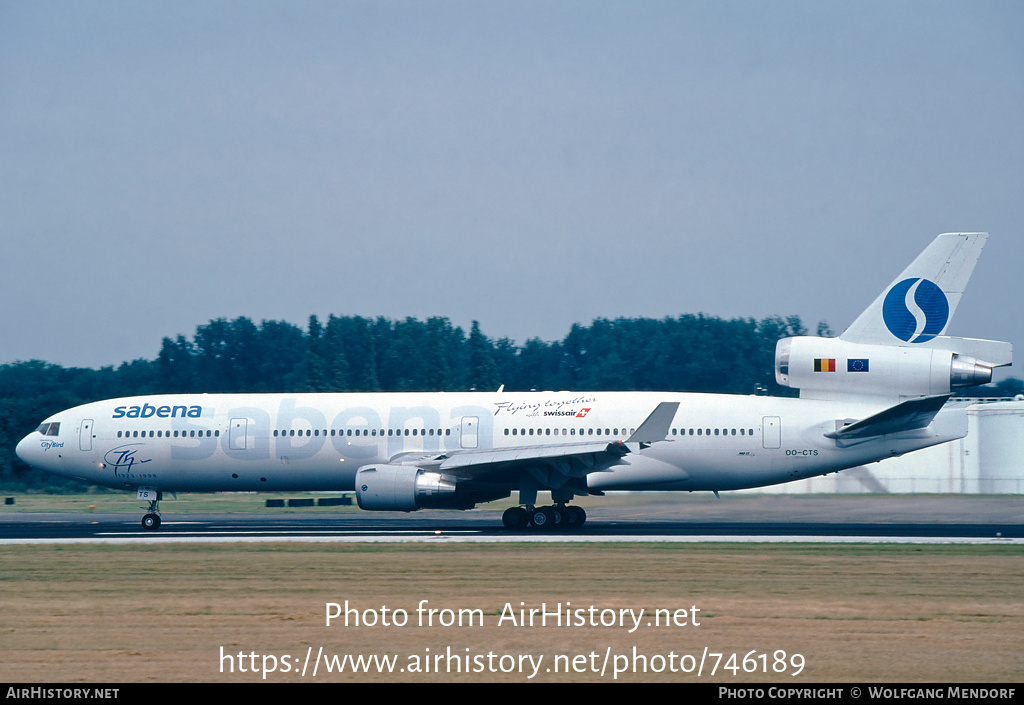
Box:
882;278;949;343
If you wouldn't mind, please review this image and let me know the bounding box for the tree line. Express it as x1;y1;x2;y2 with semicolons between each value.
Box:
1;313;1020;490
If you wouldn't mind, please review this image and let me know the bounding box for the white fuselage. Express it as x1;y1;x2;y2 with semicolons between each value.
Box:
16;390;966;497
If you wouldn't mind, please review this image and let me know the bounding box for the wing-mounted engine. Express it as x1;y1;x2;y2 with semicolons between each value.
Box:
775;336;1010;401
355;464;508;511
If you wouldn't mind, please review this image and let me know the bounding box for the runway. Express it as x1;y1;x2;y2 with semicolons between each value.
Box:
2;495;1022;544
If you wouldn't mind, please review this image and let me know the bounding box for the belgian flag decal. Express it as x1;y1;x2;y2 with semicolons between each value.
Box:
814;358;836;372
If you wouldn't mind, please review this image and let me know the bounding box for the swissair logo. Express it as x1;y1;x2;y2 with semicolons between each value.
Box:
576;408;591;418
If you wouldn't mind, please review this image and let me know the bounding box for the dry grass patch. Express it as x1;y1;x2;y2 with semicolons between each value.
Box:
1;543;1021;682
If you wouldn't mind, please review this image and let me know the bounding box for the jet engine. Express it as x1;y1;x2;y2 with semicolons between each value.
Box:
355;464;471;511
775;336;1003;400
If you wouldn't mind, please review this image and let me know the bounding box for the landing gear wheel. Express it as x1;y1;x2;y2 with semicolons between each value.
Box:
140;492;163;530
502;506;529;530
564;505;586;528
529;506;556;530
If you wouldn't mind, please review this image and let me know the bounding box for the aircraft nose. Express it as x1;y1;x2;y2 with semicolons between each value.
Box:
15;433;37;465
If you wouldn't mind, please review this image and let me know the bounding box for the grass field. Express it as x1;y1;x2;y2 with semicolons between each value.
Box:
1;541;1021;683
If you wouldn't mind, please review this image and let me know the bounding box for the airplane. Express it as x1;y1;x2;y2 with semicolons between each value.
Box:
15;233;1013;530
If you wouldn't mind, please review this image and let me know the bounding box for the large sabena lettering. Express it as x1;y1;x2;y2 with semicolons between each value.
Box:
112;404;203;419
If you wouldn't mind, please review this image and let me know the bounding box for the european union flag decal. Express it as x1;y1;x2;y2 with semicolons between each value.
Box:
847;359;870;372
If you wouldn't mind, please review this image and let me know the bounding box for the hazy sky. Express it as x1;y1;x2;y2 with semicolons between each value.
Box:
2;1;1022;381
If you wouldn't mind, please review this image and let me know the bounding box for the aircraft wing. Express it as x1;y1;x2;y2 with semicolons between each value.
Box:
386;401;680;488
824;394;951;445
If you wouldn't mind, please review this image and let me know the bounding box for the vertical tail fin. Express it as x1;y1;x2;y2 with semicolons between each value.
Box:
841;233;986;345
775;232;1011;401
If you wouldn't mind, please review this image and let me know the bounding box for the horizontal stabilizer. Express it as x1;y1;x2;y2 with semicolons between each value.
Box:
824;394;951;441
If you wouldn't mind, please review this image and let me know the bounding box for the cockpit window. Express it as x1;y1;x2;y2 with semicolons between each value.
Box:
36;422;60;436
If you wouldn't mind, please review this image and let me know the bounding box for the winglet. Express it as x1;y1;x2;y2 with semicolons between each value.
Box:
626;402;679;445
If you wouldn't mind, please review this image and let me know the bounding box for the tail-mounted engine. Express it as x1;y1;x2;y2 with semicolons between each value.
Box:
775;336;1009;401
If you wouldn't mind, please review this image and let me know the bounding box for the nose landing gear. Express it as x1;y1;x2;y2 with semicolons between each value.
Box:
140;491;162;530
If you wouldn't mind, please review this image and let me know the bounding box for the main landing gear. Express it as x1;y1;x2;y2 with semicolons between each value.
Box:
502;504;587;531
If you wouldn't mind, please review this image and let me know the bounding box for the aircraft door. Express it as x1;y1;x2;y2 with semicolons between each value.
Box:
229;418;248;450
762;416;781;449
79;419;93;451
460;416;479;449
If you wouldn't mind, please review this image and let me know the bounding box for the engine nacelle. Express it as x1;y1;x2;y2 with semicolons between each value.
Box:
775;336;995;400
355;464;463;511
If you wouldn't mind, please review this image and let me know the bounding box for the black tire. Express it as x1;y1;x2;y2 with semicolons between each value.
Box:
142;513;161;530
529;506;555;530
564;505;585;527
551;505;566;528
502;506;528;530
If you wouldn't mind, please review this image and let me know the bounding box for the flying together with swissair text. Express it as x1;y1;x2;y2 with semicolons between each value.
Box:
17;233;1012;529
